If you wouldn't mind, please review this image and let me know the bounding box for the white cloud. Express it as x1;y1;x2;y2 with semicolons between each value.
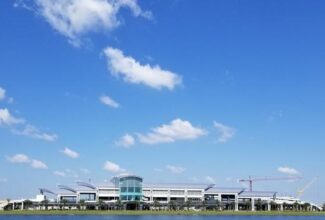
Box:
100;95;120;108
104;161;125;173
7;154;30;163
103;47;182;90
137;118;206;144
115;133;135;148
213;121;235;143
0;108;25;126
205;176;216;184
80;168;90;174
31;159;48;169
7;154;48;169
278;166;300;176
53;171;66;177
0;178;8;183
0;87;13;103
0;109;57;142
166;165;185;174
12;124;58;142
54;169;79;178
0;87;5;101
26;0;151;46
61;147;79;158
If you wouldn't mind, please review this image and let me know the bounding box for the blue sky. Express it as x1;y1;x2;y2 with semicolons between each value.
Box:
0;0;325;204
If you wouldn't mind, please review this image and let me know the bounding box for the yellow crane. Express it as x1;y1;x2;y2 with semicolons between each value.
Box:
297;177;318;199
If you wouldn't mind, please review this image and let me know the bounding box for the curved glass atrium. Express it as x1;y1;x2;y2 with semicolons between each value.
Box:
117;175;143;201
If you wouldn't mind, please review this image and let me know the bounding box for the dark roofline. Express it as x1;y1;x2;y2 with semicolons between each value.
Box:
76;181;96;190
57;185;77;193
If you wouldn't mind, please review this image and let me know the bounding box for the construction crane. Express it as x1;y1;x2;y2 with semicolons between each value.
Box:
297;177;318;198
239;176;303;192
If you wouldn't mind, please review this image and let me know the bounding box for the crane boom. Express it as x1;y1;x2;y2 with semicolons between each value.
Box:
239;176;302;192
297;177;317;198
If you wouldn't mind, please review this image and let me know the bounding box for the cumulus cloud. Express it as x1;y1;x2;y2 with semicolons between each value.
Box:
103;47;182;90
100;95;120;108
213;121;235;143
7;154;48;169
278;166;300;176
31;159;48;169
115;133;135;148
137;118;206;144
0;108;25;126
20;0;151;46
53;171;66;177
104;161;125;173
12;124;57;142
166;165;185;174
6;154;30;163
61;147;79;158
53;169;79;178
0;87;6;101
0;87;13;103
0;108;57;142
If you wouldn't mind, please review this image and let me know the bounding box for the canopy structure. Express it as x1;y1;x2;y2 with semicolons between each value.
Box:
76;181;96;190
57;185;77;193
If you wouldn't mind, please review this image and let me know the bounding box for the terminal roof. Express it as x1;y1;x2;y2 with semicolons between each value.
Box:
143;183;212;189
205;187;246;194
239;191;277;197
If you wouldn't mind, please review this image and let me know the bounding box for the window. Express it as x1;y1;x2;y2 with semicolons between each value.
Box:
170;197;185;202
188;198;201;201
79;193;96;201
153;190;168;195
153;197;167;201
170;190;185;195
118;175;143;201
188;190;202;195
61;196;77;203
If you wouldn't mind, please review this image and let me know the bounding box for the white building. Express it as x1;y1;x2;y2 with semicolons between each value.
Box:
3;174;323;211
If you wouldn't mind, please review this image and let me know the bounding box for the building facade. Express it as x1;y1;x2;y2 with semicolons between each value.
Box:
3;174;322;211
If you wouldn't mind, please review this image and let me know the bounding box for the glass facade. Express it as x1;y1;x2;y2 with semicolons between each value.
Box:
117;175;143;201
79;193;96;201
60;196;77;203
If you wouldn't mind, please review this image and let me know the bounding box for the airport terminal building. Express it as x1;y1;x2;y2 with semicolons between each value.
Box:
2;174;322;211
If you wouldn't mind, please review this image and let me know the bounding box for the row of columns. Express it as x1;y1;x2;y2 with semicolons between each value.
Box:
11;201;24;210
249;198;283;211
